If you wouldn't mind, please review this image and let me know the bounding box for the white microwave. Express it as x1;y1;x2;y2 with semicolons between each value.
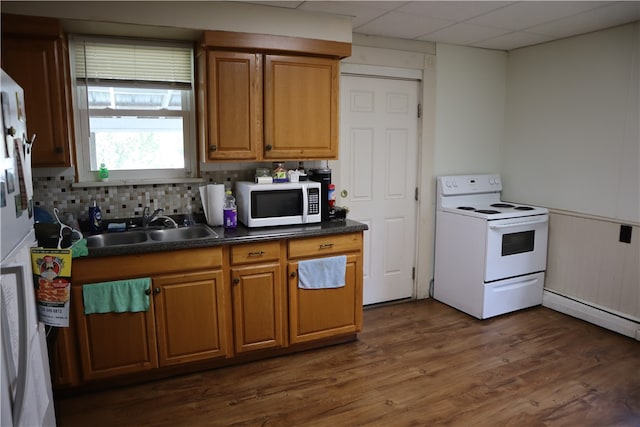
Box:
235;181;322;228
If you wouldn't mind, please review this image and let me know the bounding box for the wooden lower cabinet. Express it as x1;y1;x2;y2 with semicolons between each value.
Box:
72;286;158;381
287;233;364;344
66;248;229;385
230;241;285;353
153;271;229;366
54;232;364;389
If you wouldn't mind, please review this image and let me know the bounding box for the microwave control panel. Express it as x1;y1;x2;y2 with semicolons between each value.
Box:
308;188;320;215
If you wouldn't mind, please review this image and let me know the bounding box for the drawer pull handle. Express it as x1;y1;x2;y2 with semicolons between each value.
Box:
319;243;334;249
248;251;265;257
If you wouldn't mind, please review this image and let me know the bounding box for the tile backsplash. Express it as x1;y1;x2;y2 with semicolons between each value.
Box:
34;170;255;222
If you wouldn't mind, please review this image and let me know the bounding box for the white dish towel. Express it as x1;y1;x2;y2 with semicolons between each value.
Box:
297;255;347;289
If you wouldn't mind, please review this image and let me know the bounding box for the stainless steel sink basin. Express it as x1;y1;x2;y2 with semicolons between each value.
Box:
148;225;218;242
86;225;219;248
86;230;148;248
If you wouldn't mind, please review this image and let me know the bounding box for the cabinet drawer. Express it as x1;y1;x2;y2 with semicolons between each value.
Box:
231;241;281;265
288;233;362;259
73;247;224;284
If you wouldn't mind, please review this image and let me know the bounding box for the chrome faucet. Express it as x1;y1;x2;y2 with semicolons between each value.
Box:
142;207;179;228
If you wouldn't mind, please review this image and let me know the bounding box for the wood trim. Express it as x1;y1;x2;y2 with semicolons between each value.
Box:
201;30;351;59
1;13;63;39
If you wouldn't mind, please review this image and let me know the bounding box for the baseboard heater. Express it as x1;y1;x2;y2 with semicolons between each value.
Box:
543;289;640;341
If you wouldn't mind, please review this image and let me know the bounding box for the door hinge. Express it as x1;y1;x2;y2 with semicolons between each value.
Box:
412;267;416;281
415;187;419;201
417;103;422;118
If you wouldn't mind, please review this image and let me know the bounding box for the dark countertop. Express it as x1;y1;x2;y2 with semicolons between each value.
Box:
82;219;368;258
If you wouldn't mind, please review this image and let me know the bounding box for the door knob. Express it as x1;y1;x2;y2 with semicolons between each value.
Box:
341;189;348;198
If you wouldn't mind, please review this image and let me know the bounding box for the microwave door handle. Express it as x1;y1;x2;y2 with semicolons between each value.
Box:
302;187;308;223
489;217;548;230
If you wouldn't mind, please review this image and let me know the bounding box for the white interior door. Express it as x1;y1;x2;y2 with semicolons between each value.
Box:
335;75;420;305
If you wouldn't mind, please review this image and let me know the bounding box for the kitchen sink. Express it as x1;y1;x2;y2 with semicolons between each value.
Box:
148;225;218;242
86;230;148;248
86;225;219;248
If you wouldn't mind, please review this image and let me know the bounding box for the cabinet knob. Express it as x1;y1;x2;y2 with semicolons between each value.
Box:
7;126;16;137
209;144;217;152
290;271;297;278
233;278;240;285
145;288;151;295
54;146;63;154
154;287;161;294
265;144;272;151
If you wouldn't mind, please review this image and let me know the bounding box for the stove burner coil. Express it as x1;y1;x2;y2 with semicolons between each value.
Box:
490;203;514;208
457;206;475;211
514;206;534;211
475;209;500;214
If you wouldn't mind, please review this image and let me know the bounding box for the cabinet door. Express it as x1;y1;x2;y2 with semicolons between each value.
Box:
1;35;73;167
153;271;230;366
264;55;339;160
288;253;363;344
231;263;285;353
202;51;262;161
72;286;158;381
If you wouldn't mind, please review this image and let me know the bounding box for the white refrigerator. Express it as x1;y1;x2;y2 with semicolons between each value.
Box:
1;69;56;426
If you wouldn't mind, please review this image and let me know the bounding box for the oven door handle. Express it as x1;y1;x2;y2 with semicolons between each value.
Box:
489;217;548;229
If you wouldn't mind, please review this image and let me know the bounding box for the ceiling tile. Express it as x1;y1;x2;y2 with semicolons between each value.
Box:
472;31;555;50
419;22;511;46
355;10;454;39
526;1;640;37
298;1;401;27
397;1;513;22
467;1;608;31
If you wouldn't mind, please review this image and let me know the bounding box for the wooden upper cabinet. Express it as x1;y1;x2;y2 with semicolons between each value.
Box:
264;55;338;160
198;31;349;162
1;14;75;167
201;51;263;161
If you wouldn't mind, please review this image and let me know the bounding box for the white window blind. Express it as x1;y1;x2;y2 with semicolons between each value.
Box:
74;38;193;87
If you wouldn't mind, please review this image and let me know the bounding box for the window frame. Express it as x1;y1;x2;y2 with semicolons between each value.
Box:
69;35;199;185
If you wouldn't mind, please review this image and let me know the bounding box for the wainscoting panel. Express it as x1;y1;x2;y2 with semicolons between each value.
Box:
544;211;639;336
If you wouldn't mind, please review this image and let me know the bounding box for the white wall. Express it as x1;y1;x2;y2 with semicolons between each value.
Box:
502;23;639;223
433;44;507;176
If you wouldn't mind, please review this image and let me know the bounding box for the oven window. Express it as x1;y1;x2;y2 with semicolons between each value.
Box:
502;230;535;256
251;190;302;218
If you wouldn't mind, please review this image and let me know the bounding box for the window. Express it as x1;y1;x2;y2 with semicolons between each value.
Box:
70;36;198;184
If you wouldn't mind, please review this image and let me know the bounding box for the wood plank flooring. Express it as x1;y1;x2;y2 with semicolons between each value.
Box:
55;299;640;426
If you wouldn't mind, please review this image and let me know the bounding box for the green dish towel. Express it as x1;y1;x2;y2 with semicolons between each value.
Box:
71;238;88;258
83;278;151;314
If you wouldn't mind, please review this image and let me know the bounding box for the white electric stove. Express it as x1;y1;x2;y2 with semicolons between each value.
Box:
433;174;549;319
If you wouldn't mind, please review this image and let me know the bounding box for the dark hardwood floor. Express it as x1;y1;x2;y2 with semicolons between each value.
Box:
56;299;640;426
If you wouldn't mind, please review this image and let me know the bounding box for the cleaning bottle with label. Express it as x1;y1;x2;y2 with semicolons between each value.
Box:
88;197;103;232
98;163;109;182
223;190;237;229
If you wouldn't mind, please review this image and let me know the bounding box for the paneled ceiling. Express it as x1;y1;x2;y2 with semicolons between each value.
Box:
248;1;640;50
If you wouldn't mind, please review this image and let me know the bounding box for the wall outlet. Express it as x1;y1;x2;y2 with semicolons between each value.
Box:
619;225;632;243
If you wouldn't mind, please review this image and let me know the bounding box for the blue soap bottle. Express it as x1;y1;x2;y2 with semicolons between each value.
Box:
88;197;102;232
